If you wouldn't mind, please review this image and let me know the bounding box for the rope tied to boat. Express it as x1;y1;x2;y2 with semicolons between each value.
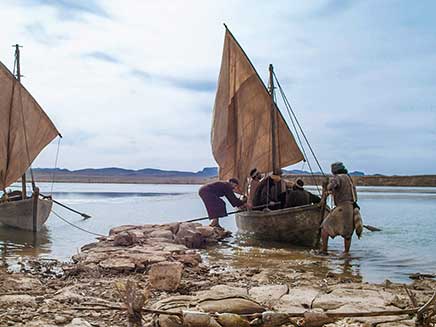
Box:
51;209;104;237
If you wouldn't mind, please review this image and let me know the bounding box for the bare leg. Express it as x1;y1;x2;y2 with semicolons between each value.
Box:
321;229;329;254
209;218;219;227
344;238;351;253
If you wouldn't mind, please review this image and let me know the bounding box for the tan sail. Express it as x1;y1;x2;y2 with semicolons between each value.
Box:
211;29;304;187
0;61;60;190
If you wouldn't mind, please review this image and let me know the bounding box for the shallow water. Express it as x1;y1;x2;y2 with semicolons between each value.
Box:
1;182;435;283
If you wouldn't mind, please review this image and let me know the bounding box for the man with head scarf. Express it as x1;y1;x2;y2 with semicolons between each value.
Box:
320;162;358;254
199;178;247;228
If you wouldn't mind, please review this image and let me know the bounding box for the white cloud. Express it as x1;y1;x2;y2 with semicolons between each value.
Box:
1;1;435;174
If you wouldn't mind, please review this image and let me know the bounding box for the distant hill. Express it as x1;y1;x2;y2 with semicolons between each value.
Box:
31;167;436;186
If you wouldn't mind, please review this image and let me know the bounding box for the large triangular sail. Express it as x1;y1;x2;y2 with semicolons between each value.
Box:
0;60;60;190
211;28;304;187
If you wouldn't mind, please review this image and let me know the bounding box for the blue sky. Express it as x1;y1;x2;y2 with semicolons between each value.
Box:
1;1;435;175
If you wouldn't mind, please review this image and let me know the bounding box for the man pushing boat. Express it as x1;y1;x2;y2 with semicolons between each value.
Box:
321;162;360;254
199;178;249;228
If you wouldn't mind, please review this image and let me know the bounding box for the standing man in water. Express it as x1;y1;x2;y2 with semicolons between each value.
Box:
321;162;357;254
198;178;248;228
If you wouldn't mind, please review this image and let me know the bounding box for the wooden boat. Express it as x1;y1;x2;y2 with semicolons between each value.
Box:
0;45;61;231
236;204;324;248
0;197;52;232
211;26;326;247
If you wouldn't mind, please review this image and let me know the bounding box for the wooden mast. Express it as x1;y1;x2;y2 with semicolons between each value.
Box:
14;44;28;200
14;44;39;232
268;64;279;175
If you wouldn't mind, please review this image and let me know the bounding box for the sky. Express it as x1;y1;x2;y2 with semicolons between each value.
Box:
1;0;435;175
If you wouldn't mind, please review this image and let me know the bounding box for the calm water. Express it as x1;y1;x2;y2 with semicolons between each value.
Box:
1;182;435;283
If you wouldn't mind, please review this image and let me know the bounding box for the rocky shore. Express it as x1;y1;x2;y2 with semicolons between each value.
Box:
1;222;435;327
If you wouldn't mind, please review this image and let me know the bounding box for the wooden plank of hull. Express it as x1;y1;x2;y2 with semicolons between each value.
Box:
0;198;52;231
235;204;325;248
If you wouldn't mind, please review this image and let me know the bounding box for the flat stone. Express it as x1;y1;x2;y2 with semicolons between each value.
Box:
197;285;248;299
149;229;174;240
99;258;135;271
0;294;36;306
54;289;84;304
149;261;184;291
249;285;289;304
275;287;319;311
109;225;137;235
65;318;92;327
162;243;188;253
5;276;41;290
313;287;394;311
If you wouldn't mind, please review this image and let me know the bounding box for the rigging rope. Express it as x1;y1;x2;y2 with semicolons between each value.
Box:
272;74;321;195
51;209;104;237
272;71;325;177
50;137;62;195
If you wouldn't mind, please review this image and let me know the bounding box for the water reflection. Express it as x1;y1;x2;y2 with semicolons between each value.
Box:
0;225;51;264
205;234;363;282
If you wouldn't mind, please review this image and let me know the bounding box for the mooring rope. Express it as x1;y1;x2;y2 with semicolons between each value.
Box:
51;209;104;237
50;137;62;195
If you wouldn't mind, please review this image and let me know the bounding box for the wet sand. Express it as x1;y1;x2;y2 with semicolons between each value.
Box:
1;223;435;327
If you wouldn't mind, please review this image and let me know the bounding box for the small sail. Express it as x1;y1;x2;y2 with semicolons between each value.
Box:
0;61;60;190
211;29;304;187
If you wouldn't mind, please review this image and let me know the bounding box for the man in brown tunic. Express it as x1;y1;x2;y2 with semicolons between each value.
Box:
247;168;262;207
321;162;357;254
198;178;246;228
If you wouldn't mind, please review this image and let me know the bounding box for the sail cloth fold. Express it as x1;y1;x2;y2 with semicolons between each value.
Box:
211;29;304;187
0;61;60;190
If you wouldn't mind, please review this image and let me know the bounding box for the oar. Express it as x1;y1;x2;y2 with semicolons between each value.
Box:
186;202;280;223
363;224;382;232
41;194;91;219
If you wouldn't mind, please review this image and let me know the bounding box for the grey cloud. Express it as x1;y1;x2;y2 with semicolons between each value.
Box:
24;23;67;45
84;51;121;64
129;69;216;93
19;0;108;19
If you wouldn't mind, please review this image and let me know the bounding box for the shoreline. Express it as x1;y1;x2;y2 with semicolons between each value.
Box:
25;173;436;187
1;222;435;326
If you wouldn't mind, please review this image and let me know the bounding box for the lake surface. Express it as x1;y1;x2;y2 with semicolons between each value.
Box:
1;182;435;283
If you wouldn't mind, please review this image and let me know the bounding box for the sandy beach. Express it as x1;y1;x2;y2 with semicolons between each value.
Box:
1;222;435;327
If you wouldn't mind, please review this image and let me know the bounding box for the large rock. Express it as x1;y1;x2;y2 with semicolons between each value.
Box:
149;261;184;291
249;284;289;305
113;231;138;246
175;225;205;248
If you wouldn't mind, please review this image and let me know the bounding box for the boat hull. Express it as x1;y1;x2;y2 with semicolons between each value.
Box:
0;198;52;231
235;204;326;248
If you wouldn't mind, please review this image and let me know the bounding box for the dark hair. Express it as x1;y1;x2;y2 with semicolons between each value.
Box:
229;178;239;185
249;168;258;178
295;178;304;188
